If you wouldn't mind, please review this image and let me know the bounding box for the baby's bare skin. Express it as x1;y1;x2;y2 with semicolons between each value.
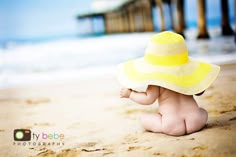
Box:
120;85;208;136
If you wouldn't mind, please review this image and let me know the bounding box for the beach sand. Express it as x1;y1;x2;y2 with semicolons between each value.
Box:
0;63;235;157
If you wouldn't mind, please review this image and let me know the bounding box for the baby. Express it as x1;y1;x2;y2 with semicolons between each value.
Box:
120;86;207;136
118;31;220;136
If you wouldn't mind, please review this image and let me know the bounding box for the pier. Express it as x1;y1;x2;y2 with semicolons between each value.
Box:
77;0;234;38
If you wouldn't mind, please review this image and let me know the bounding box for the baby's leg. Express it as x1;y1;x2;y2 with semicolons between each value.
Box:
141;113;186;136
140;113;162;133
185;108;208;134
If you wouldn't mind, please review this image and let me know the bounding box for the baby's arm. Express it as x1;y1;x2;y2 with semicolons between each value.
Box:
120;85;160;105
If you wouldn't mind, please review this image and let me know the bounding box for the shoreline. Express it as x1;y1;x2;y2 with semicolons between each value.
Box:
0;59;235;91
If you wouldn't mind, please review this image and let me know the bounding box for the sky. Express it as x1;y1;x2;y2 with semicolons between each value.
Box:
0;0;92;40
0;0;234;42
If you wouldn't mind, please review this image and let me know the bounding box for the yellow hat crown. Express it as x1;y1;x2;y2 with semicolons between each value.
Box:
151;31;184;44
144;31;188;66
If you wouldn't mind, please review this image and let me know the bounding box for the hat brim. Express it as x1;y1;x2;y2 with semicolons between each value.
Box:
118;57;220;95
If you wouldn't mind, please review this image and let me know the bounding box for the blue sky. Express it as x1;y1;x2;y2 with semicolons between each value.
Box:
0;0;92;40
0;0;234;41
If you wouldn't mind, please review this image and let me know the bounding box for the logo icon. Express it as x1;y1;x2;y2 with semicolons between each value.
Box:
14;129;31;141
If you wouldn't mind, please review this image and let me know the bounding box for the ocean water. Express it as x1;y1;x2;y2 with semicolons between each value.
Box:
0;29;236;88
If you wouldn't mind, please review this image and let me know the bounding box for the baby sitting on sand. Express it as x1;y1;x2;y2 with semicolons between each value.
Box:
118;31;220;136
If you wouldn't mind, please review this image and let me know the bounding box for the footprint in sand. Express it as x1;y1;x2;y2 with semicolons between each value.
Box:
35;149;56;156
58;149;80;156
222;126;232;130
76;142;109;153
34;122;52;126
122;134;152;152
122;134;139;144
78;142;97;148
153;152;165;156
175;137;195;141
219;106;236;114
81;148;106;152
103;151;114;156
25;98;50;105
127;146;152;151
229;117;236;121
206;122;221;129
192;145;208;151
35;148;80;157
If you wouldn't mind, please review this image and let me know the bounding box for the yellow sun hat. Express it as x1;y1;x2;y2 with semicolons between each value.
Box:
118;31;220;95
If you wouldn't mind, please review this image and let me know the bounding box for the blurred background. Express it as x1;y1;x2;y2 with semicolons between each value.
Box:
0;0;235;88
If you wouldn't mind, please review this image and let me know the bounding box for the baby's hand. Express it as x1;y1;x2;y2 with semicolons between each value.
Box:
120;88;132;98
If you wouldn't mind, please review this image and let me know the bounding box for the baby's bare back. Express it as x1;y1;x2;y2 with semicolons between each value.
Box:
158;87;208;134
